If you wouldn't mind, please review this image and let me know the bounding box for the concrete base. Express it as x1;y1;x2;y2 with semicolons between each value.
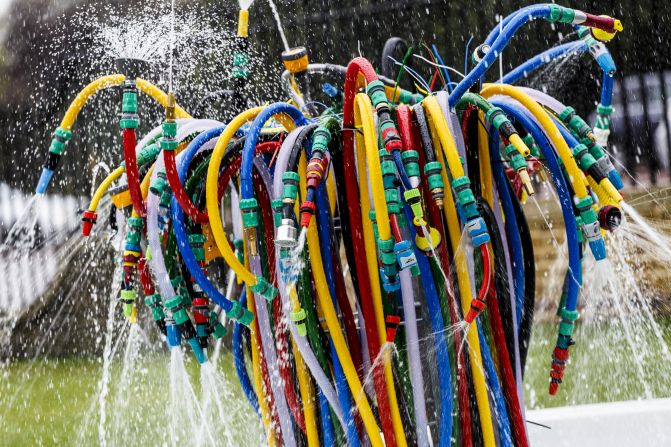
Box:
527;398;671;446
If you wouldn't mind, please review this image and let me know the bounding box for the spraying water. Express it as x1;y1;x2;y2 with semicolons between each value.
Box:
267;0;291;52
2;194;44;250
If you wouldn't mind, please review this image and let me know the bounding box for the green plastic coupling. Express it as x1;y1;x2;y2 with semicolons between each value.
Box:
379;150;397;189
127;216;144;230
250;276;277;301
572;143;597;172
548;5;575;24
48;128;73;155
597;104;614;118
485;107;508;129
212;322;228;339
144;293;165;321
378;238;396;267
120;289;136;318
232;52;250;79
136;143;159;166
401;150;420;178
234;239;244;264
404;188;424;219
312;127;331;154
271;199;283;228
522;134;540;158
452;176;478;220
559;107;591;140
385;188;400;210
424;162;444;190
165;296;189;325
125;230;141;245
282;171;300;202
226;300;255;327
239;198;259;228
149;169;169;196
365;80;388;109
558;308;579;338
189;233;207;262
290;308;308;337
504;144;527;172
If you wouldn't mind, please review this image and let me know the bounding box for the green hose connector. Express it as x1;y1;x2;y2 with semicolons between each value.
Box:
366;80;388;109
404;188;424;220
290;308;308;337
548;5;575;24
504;144;528;172
572;143;598;172
282;171;300;202
311;127;331;154
165;296;189;325
522;134;541;158
189;234;207;262
401;150;420;180
452;176;478;220
226;300;254;327
485;106;508;129
212;322;228;339
120;289;136;318
136;143;159;166
596;104;613;131
271;199;283;228
145;293;165;321
250;276;277;301
149;169;169;196
127;216;144;230
424;161;445;207
232;52;250;79
159;190;172;208
559;107;592;140
48;128;73;155
159;121;178;151
369;210;379;241
378;238;397;275
379;150;397;189
385;189;400;212
239;198;259;229
120;83;139;129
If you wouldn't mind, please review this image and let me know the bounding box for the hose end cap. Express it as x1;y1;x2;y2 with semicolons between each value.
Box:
598;205;622;232
81;210;97;237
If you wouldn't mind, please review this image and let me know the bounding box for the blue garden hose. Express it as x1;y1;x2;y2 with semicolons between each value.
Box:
488;128;525;329
402;203;453;447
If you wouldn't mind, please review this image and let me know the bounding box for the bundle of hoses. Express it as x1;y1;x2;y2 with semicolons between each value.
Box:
34;3;629;446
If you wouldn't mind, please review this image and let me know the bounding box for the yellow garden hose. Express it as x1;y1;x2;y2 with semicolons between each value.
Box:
59;75;190;132
353;93;408;447
298;154;385;447
477;111;495;207
206;107;264;286
89;166;125;212
480;84;621;203
423;96;497;447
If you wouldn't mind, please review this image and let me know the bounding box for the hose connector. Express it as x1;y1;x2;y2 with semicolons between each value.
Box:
378;238;400;291
290;308;308;337
119;80;139;130
120;289;137;323
404;188;424;220
424;161;444;209
598;205;622;231
504;143;534;196
401;150;421;188
226;299;255;327
276;218;298;248
575;195;606;260
385;315;401;343
549;308;579;395
464;297;487;324
81;210;98;236
240;198;259;257
472;44;490;65
395;240;419;276
250;276;277;301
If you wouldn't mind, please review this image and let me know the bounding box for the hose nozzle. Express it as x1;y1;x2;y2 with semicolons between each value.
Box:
464;297;486;324
166;92;176;122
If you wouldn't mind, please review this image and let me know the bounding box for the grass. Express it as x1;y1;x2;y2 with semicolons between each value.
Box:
1;319;670;445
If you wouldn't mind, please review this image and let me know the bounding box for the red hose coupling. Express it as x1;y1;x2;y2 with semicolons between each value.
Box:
299;201;316;228
549;346;570;395
81;210;98;236
464;297;487;324
306;157;329;189
192;298;209;324
583;13;617;32
385;315;401;343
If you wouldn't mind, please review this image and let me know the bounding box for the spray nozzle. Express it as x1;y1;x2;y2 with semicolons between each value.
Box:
165;92;176;121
